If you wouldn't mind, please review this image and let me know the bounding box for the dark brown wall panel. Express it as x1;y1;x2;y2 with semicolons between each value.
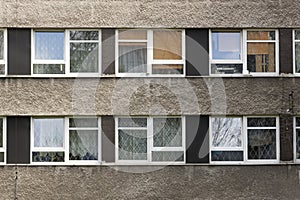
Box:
7;117;31;164
279;115;293;161
186;115;209;163
102;29;115;74
8;29;31;75
101;116;115;162
279;29;293;74
186;29;209;76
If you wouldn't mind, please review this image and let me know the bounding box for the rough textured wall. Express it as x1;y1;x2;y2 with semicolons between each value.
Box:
0;166;294;199
0;77;297;116
0;0;298;28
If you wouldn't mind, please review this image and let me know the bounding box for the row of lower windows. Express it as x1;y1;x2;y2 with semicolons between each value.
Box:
1;28;300;76
0;116;300;165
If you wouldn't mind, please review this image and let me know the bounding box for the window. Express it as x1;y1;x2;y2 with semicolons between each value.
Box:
31;117;100;164
294;30;300;73
209;29;278;75
32;30;101;76
294;117;300;162
211;31;243;74
116;29;185;76
0;29;6;75
210;116;279;164
116;117;185;164
0;118;6;163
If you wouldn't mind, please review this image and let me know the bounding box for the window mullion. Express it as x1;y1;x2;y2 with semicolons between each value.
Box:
147;30;153;75
65;30;70;75
65;117;69;163
148;117;153;163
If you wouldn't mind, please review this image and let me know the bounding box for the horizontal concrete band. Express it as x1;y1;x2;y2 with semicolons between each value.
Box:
0;0;299;28
0;77;296;116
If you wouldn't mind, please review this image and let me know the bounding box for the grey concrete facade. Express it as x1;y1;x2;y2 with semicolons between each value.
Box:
0;0;298;28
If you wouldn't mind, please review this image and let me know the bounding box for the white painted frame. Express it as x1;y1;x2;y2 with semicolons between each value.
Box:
293;117;300;163
30;117;101;165
115;116;186;165
115;29;186;77
0;29;7;76
293;30;300;75
209;116;280;164
244;29;279;76
31;29;102;77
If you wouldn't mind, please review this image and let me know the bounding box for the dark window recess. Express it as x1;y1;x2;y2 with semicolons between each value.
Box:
101;116;115;162
8;29;31;75
186;29;209;76
279;29;293;74
102;29;115;74
7;117;31;164
186;115;209;163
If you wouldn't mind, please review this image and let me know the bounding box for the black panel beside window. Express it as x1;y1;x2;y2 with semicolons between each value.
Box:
102;29;115;74
8;29;31;75
186;115;209;163
186;29;209;76
101;116;115;162
279;29;293;74
7;117;30;164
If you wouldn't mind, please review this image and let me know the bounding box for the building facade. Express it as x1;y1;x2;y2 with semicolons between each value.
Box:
0;0;300;199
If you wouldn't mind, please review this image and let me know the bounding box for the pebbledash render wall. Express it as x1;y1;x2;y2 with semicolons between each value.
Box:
0;0;300;199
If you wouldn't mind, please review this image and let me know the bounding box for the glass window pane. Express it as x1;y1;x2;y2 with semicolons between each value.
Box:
296;117;300;127
152;151;184;162
118;30;147;40
211;151;243;161
153;118;182;147
295;30;300;40
70;31;98;40
152;64;183;75
247;31;275;40
119;42;147;73
32;152;64;162
211;64;242;74
118;118;147;128
296;129;300;159
247;118;276;127
0;152;4;162
0;31;3;60
118;130;147;160
153;30;182;60
70;43;98;73
69;118;98;128
0;64;4;75
212;32;241;60
33;64;65;74
247;43;275;72
248;129;276;160
295;43;300;73
69;130;98;160
35;31;64;60
34;118;64;147
211;117;242;148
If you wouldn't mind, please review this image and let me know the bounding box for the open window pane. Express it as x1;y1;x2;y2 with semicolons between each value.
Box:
211;64;242;74
247;31;275;40
212;32;241;60
32;152;64;162
295;43;300;73
33;64;65;74
247;43;275;72
70;31;98;40
118;118;147;128
152;64;183;75
69;130;98;160
152;151;184;162
119;42;147;73
70;43;98;73
118;30;147;40
34;118;64;148
211;151;243;161
0;31;3;60
211;117;242;148
247;117;276;127
118;130;147;160
69;118;98;128
35;32;64;60
153;118;182;147
153;30;182;60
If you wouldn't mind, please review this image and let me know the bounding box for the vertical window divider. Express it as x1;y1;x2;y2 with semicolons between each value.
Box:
64;117;69;163
98;30;102;76
276;116;280;161
294;117;296;162
208;29;212;75
181;30;186;76
114;116;119;163
65;30;70;77
2;117;6;164
242;29;249;74
98;117;102;163
2;29;7;76
243;116;248;161
148;117;153;162
182;116;186;163
147;30;153;75
31;29;34;76
293;30;296;74
115;30;119;76
30;117;33;164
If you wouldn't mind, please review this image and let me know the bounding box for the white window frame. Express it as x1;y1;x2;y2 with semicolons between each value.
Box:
293;30;300;75
209;116;279;164
31;29;101;77
30;117;101;165
209;29;279;76
0;117;6;164
115;116;185;165
293;117;300;163
115;29;185;77
0;29;7;77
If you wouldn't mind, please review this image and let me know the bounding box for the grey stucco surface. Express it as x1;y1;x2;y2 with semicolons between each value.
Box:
0;165;294;199
0;0;298;28
0;77;296;116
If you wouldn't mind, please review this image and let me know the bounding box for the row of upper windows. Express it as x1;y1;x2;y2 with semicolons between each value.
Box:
1;116;300;165
0;28;299;77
